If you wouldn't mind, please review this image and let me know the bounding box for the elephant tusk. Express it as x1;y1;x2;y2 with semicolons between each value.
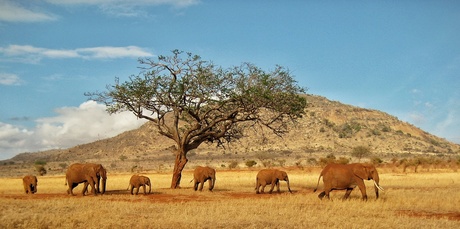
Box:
373;180;384;191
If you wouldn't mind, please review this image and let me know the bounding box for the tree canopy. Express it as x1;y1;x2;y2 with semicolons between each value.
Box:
86;50;307;188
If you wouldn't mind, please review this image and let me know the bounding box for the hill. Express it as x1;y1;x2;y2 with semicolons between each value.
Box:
2;94;459;176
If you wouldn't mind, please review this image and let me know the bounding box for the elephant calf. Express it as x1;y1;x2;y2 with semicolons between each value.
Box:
128;175;151;195
23;175;38;194
255;169;292;194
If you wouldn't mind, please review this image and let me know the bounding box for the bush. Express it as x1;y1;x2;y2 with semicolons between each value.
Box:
34;160;47;166
35;165;47;176
228;161;238;169
245;160;257;168
371;157;383;164
351;146;372;161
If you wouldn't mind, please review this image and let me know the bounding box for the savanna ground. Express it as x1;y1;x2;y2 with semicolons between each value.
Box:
1;167;459;229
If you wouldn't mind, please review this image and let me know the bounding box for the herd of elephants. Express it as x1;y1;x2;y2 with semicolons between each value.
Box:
22;162;384;200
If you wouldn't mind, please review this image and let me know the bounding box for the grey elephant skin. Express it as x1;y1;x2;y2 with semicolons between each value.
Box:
128;175;151;195
191;166;216;191
65;163;107;196
255;169;292;194
23;175;38;194
314;163;384;200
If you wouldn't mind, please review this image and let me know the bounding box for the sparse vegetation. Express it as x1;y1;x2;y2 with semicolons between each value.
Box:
351;146;372;162
245;160;257;168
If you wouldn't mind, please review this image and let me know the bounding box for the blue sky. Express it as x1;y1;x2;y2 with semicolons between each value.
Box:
1;0;459;160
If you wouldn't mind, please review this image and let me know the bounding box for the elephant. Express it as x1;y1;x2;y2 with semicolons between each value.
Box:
65;163;107;196
22;175;38;194
255;169;292;194
191;166;216;191
128;175;151;195
314;163;384;200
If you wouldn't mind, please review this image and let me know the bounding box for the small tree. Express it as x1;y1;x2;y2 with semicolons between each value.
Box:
86;50;306;188
351;146;372;162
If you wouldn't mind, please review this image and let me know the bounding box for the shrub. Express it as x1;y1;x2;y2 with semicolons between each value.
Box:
371;157;383;164
336;157;350;164
34;160;47;166
245;160;257;168
35;165;47;176
351;146;372;161
228;161;238;169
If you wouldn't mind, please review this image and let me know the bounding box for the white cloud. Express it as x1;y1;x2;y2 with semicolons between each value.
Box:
45;0;200;17
0;73;22;85
76;46;153;59
0;101;147;160
0;45;154;63
0;0;57;22
46;0;199;8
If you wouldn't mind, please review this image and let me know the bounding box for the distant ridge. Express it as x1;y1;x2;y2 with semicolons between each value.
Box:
3;94;459;176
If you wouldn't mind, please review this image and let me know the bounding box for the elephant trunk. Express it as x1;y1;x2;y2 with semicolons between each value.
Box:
211;176;216;191
286;177;292;193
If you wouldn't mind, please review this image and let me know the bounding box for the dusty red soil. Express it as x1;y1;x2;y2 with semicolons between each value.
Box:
0;189;291;203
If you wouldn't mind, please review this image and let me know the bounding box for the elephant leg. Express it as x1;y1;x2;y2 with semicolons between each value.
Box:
343;188;354;200
199;181;204;191
276;181;281;193
130;185;134;195
135;186;140;195
194;181;199;191
69;183;78;195
268;182;276;194
142;185;147;194
255;184;260;194
318;191;326;200
82;182;89;196
261;184;266;194
207;179;213;191
357;181;368;201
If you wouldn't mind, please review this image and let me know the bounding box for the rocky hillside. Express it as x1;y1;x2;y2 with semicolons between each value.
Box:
2;94;459;176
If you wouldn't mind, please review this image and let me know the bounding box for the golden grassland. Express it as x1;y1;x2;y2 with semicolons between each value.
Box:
1;168;459;229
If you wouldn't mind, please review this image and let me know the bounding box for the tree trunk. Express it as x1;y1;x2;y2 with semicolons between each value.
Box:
170;150;188;189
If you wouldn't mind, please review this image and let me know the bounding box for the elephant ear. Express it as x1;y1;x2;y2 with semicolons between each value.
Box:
353;164;369;180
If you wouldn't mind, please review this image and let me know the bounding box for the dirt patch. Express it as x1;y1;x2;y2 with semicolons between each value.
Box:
397;210;460;221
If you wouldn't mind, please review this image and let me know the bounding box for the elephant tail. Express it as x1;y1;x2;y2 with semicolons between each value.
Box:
254;177;258;190
313;174;322;192
189;179;194;183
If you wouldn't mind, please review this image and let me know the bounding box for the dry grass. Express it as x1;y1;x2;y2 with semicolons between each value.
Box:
1;169;459;228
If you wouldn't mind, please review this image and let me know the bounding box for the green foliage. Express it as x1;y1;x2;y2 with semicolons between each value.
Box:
351;146;372;161
336;121;361;138
86;50;307;152
245;160;257;168
34;160;47;166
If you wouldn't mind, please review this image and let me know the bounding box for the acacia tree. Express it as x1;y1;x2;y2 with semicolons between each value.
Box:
86;50;306;188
